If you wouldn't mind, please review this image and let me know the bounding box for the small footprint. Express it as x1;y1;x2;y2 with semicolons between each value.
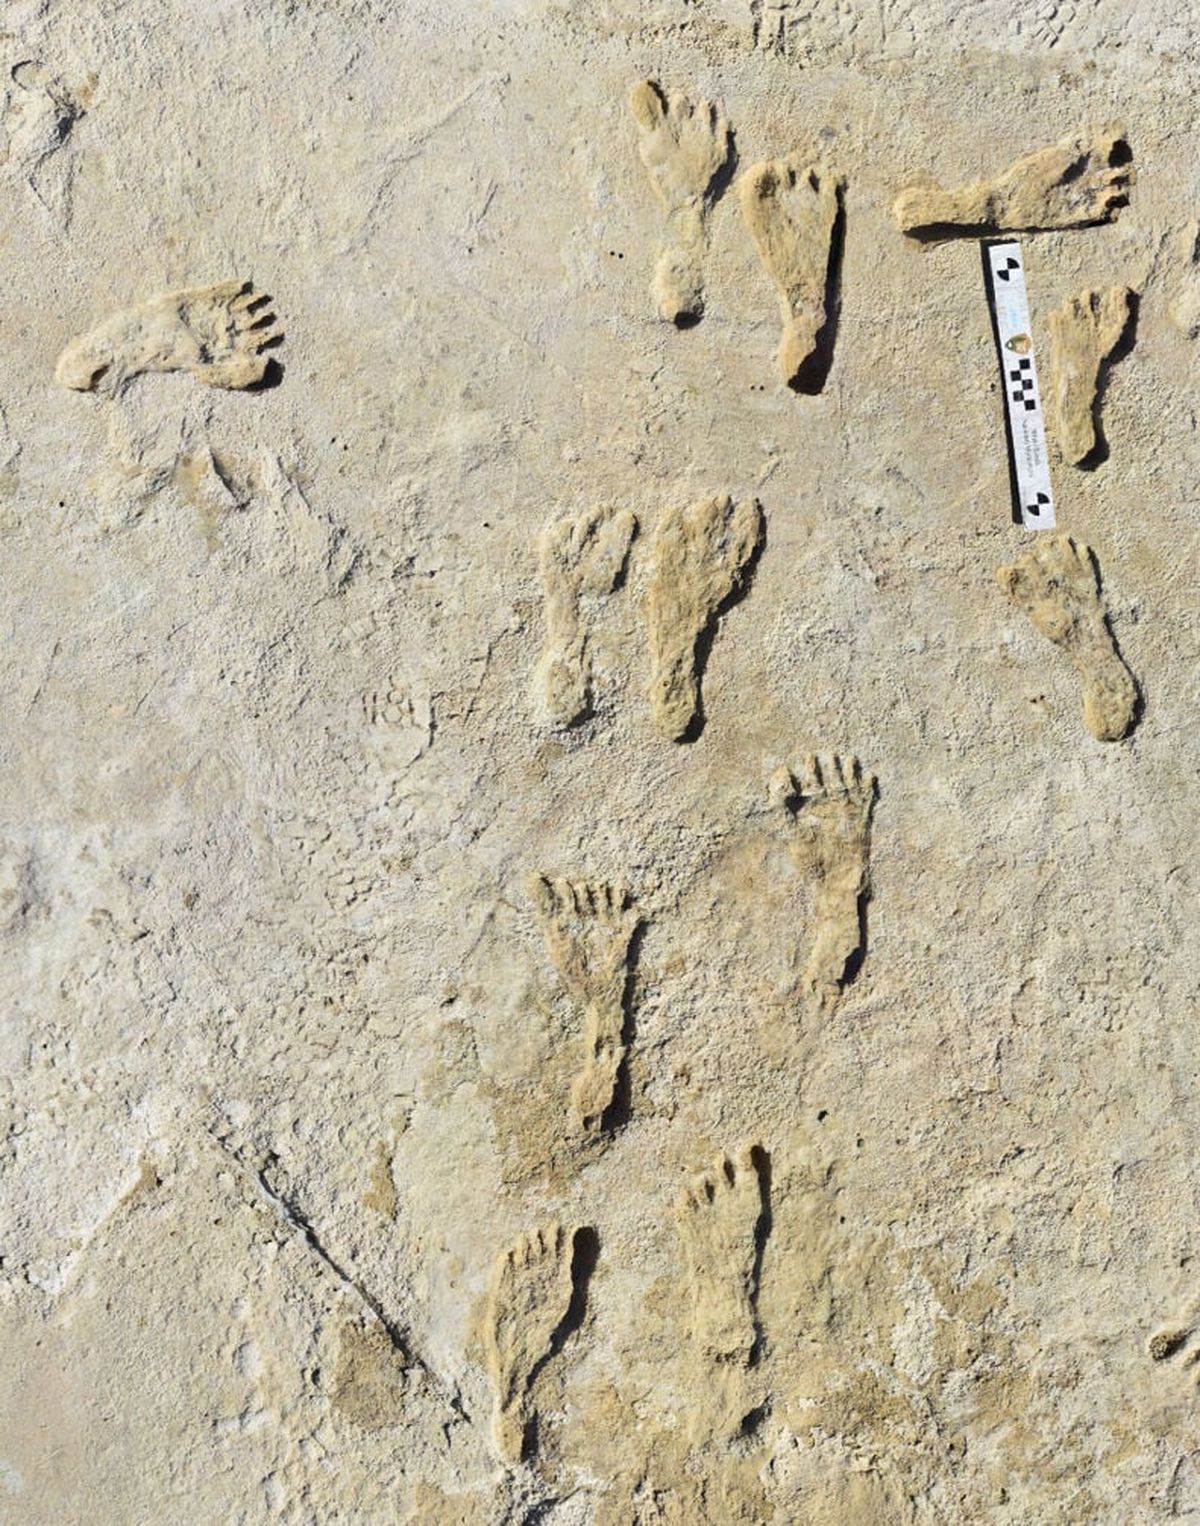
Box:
629;80;732;326
675;1143;768;1438
483;1221;589;1463
739;154;843;391
893;124;1134;240
1047;285;1135;466
533;506;637;728
645;494;763;741
527;873;640;1135
56;279;283;394
996;533;1139;741
769;754;877;1011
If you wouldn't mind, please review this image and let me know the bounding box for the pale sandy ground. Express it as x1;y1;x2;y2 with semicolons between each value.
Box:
2;0;1200;1521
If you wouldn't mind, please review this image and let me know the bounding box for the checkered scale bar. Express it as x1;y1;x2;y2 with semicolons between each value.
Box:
984;241;1055;530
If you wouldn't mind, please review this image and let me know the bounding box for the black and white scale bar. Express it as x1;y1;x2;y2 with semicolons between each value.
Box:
983;241;1055;530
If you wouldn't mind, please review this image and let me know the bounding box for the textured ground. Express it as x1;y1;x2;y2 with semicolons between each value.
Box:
2;0;1200;1521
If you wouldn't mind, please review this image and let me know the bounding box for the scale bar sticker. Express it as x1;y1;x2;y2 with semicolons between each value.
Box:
983;240;1055;530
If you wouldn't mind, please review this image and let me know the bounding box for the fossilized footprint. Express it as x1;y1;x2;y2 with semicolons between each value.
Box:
1169;222;1200;339
646;494;763;741
739;155;843;390
996;533;1138;741
56;280;282;394
1;60;82;221
533;506;637;728
676;1144;766;1438
769;754;877;1011
527;874;640;1134
629;80;732;325
483;1222;585;1463
892;125;1133;239
1047;285;1135;465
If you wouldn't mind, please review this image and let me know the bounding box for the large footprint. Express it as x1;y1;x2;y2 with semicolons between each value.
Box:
533;506;637;728
996;533;1138;741
482;1222;586;1463
893;124;1134;239
629;80;732;325
645;494;763;741
56;280;283;394
739;155;843;390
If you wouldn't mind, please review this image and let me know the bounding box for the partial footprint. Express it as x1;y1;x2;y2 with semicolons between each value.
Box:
893;124;1133;240
996;533;1138;741
646;494;763;741
56;280;283;394
483;1221;587;1463
629;80;732;326
675;1144;767;1438
527;874;640;1135
1169;222;1200;339
1048;285;1135;465
1149;1322;1200;1385
768;754;877;1011
1;60;82;221
533;506;637;728
739;155;843;390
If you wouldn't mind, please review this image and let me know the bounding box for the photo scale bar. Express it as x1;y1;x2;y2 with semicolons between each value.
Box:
982;240;1055;530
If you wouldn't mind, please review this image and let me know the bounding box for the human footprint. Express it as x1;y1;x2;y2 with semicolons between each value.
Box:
527;873;640;1135
629;80;732;325
739;155;843;389
768;753;877;1010
1047;285;1135;465
483;1222;586;1463
675;1143;767;1438
533;506;637;728
996;533;1138;741
893;125;1133;239
645;494;763;740
56;280;282;394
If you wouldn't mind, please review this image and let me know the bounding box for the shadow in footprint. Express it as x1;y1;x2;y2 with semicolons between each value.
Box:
245;356;285;391
1077;290;1138;471
790;182;845;395
672;124;738;332
677;513;767;745
600;917;647;1135
748;1144;773;1368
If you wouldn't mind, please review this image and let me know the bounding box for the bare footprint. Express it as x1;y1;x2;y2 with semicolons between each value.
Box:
739;155;843;390
646;494;763;741
1169;222;1200;339
893;124;1133;240
1;60;81;220
483;1222;585;1463
533;506;637;728
768;754;877;1011
56;280;283;394
996;533;1138;741
675;1144;766;1437
1047;285;1135;465
629;80;732;325
527;874;640;1134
